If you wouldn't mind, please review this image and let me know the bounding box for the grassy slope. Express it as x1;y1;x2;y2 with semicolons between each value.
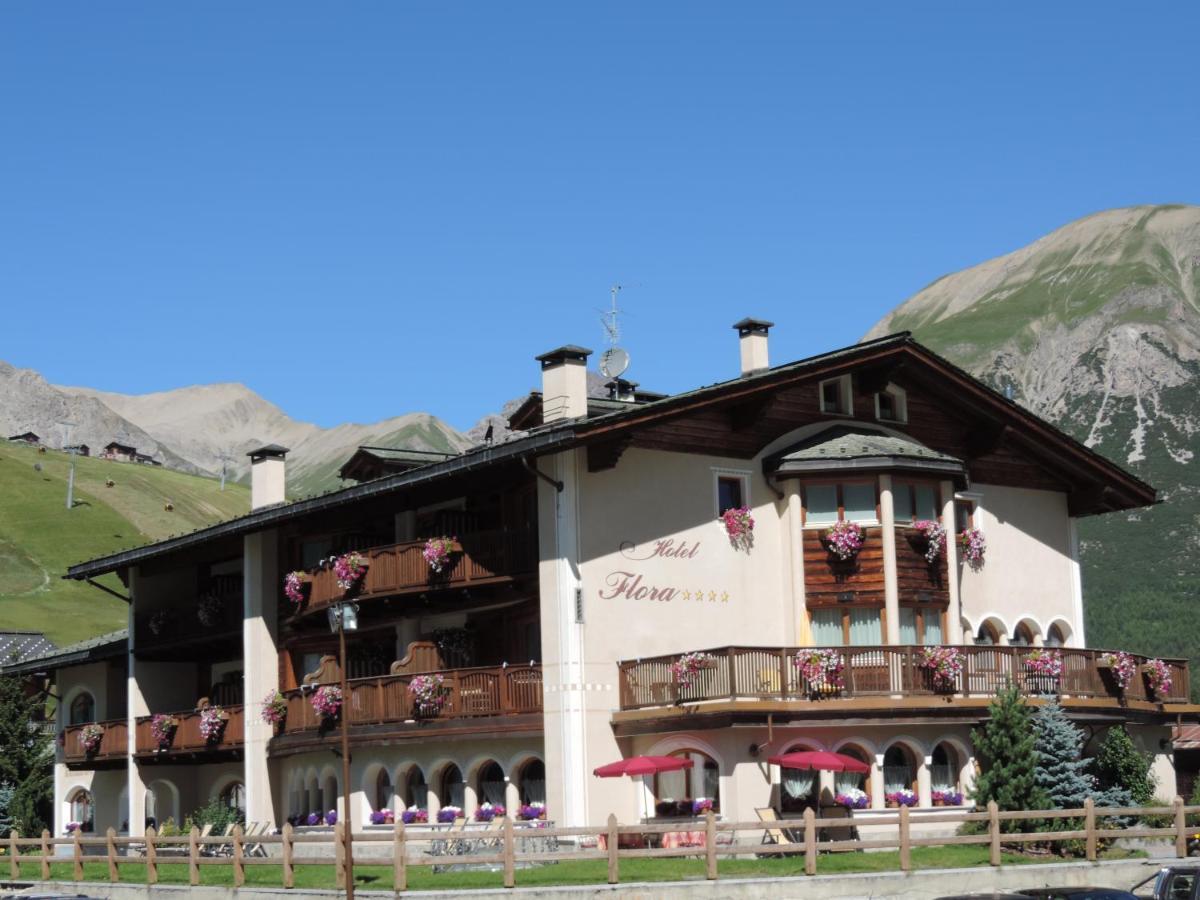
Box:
0;441;249;646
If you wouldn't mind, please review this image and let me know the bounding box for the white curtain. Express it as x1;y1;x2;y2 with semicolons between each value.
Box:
849;608;881;646
884;766;912;792
658;769;686;800
523;779;546;804
782;770;815;801
930;764;957;792
899;608;918;644
481;779;506;805
925;615;944;644
811;609;842;646
834;771;864;793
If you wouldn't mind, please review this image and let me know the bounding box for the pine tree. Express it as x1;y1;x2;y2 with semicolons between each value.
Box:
1093;725;1156;806
1034;701;1094;809
0;783;14;838
0;675;53;835
971;684;1047;816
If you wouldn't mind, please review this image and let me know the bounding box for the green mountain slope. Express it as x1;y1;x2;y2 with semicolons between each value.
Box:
0;441;249;646
867;205;1200;690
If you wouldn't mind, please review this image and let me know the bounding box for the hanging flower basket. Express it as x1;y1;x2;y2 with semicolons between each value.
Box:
311;686;343;720
1099;651;1137;693
517;802;546;821
261;691;288;728
957;528;986;567
912;520;947;564
835;789;869;809
1143;658;1173;698
793;648;846;695
198;705;229;743
918;647;963;692
408;674;448;717
333;552;368;591
671;652;716;688
79;724;104;755
149;714;179;751
196;592;225;628
283;572;310;607
1023;648;1063;694
422;537;459;574
824;521;865;562
721;506;754;549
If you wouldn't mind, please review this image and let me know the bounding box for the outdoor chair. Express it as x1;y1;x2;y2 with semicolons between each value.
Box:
755;807;801;857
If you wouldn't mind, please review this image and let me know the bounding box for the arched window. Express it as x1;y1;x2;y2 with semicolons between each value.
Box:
930;743;961;797
779;744;821;814
68;788;94;831
518;760;545;805
833;744;871;797
1011;622;1034;647
883;744;917;795
974;621;999;646
402;766;428;811
69;693;95;725
321;774;338;816
476;761;506;806
653;750;719;816
219;782;246;816
374;768;393;813
307;775;320;815
1046;624;1066;648
438;764;464;810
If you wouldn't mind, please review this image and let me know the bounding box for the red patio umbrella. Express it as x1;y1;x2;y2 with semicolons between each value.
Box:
593;755;696;778
767;750;870;774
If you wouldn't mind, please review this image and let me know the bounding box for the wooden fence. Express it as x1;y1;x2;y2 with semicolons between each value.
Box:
8;799;1196;892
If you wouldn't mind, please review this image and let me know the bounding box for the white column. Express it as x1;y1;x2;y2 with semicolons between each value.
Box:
939;480;961;645
870;754;886;810
785;482;808;644
464;782;478;819
244;529;280;827
878;474;901;645
126;567;148;838
917;755;932;808
505;779;520;815
1067;519;1086;647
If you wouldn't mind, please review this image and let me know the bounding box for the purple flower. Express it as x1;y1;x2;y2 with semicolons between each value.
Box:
305;813;321;826
325;809;337;826
437;806;462;823
401;809;428;824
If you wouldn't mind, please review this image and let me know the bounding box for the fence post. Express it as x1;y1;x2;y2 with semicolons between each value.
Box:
988;801;1001;866
281;823;294;889
146;826;158;884
9;830;19;879
334;821;347;889
106;826;118;882
40;829;50;880
606;814;619;884
899;805;911;872
393;819;406;894
73;828;83;881
502;816;515;888
1084;798;1097;862
705;808;718;880
188;825;200;886
1176;796;1188;859
804;807;816;876
232;823;244;887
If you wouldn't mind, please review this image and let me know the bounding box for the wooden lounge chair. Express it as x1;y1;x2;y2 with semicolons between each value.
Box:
203;823;235;857
755;807;801;857
245;822;271;858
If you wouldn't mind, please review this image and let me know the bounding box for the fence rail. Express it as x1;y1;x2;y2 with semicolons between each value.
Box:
618;645;1191;709
11;799;1197;891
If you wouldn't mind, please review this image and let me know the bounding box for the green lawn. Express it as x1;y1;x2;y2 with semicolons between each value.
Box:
0;442;249;645
12;846;1144;892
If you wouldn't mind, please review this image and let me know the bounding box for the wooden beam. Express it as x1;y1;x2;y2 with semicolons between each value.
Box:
726;395;775;432
964;423;1011;460
857;360;905;395
587;436;633;472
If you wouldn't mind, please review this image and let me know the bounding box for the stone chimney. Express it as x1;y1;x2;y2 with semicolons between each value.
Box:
536;345;592;422
247;444;288;509
733;318;773;375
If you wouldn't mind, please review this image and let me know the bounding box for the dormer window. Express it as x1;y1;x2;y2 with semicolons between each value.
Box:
875;384;907;424
819;375;852;415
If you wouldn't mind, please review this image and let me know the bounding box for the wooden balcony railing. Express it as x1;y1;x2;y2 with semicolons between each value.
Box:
617;646;1191;710
278;664;543;735
62;719;128;765
134;705;245;757
299;527;537;618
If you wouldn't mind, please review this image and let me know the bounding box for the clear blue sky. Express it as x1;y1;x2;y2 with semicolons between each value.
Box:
3;3;1197;432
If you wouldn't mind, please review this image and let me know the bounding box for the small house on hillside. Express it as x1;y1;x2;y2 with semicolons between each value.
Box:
101;442;136;462
65;444;90;457
7;432;40;445
133;453;161;466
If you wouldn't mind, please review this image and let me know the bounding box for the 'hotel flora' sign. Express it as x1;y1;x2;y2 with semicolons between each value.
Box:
598;538;732;604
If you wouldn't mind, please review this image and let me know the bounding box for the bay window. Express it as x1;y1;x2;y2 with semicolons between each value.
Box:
892;481;940;523
811;606;883;646
803;480;878;526
899;606;945;645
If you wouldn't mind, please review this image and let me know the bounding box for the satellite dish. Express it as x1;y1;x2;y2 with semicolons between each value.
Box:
599;347;630;379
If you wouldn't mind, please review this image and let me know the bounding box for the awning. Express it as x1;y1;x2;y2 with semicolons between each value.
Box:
593;756;696;778
767;750;870;774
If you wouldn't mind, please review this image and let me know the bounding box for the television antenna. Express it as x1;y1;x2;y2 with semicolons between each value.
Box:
598;285;630;380
58;421;79;510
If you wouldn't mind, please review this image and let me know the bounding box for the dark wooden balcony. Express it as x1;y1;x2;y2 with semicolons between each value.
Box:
134;705;245;760
297;527;537;618
617;645;1191;713
270;664;543;755
133;586;242;658
63;719;128;769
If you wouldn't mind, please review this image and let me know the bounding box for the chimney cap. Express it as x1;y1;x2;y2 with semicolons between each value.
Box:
732;318;775;336
247;444;289;461
535;345;593;369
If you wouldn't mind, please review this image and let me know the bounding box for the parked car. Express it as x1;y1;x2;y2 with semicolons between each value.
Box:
1131;866;1200;899
1019;889;1139;899
934;895;1031;899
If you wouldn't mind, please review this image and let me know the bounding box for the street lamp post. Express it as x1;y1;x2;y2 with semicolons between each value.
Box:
328;602;359;899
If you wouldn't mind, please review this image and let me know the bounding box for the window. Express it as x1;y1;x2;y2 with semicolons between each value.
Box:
803;481;878;526
819;375;852;415
899;607;945;645
653;750;719;815
374;769;393;813
975;621;1000;646
875;385;907;423
930;743;960;794
69;692;95;725
810;607;883;646
477;761;506;806
68;788;94;831
954;499;976;533
219;782;245;816
883;745;917;794
893;482;940;523
833;745;870;796
439;765;464;810
402;766;428;811
716;475;745;515
518;760;546;805
1011;622;1035;647
1046;624;1066;648
780;744;821;813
